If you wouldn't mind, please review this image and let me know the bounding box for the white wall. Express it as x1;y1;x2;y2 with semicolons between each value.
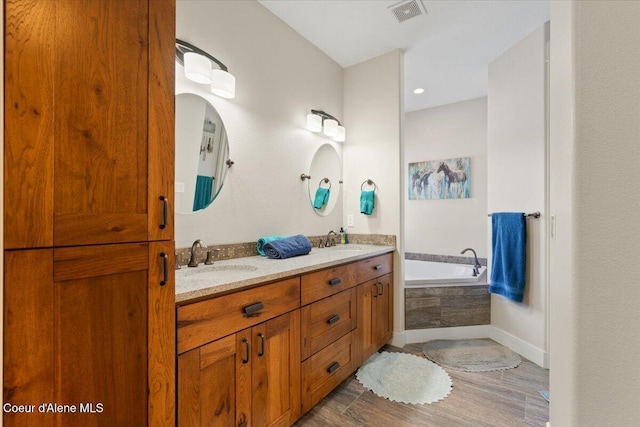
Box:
548;1;575;423
550;2;640;425
404;97;488;258
343;50;404;338
176;0;344;247
487;24;548;366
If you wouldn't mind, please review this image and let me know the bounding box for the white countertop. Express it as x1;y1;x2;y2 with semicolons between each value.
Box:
175;244;395;304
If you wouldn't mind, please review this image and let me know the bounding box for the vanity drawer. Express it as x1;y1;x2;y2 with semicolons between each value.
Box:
301;287;357;360
357;253;393;283
301;331;356;414
301;263;357;305
177;277;300;354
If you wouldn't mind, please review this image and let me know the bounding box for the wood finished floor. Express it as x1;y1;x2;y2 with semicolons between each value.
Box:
294;342;549;427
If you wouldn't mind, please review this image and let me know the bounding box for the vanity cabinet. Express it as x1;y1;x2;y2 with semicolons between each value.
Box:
177;279;302;426
3;1;176;426
300;252;393;415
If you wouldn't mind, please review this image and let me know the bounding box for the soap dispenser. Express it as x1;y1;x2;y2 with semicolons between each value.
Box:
339;227;345;244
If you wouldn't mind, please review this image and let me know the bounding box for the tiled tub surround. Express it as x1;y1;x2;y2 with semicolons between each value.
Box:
175;243;395;304
405;251;487;266
404;253;490;330
176;234;396;267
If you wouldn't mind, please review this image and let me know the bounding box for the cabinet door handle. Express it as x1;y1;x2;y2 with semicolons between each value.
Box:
374;264;383;271
257;333;265;357
328;278;342;286
327;362;340;374
242;302;264;317
159;196;169;230
327;315;340;325
159;252;169;286
241;338;249;364
378;281;384;296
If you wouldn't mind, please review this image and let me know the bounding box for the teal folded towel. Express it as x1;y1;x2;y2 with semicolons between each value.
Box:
360;190;375;215
489;212;527;302
313;187;330;209
263;234;312;259
257;236;288;256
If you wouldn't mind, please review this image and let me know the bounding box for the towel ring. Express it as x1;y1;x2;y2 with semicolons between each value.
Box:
361;179;377;192
318;177;331;190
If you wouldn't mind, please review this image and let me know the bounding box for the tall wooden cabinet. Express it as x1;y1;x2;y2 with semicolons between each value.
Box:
3;1;176;426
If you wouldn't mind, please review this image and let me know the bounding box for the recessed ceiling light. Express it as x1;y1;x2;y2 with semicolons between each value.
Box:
413;88;425;94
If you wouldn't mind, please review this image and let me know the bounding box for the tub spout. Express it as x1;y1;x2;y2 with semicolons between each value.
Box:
460;248;481;277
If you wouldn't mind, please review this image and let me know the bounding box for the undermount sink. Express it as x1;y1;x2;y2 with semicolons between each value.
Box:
177;264;259;283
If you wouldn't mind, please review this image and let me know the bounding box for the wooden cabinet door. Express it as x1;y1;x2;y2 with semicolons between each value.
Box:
178;311;301;427
356;274;394;366
375;274;394;348
356;281;378;366
251;311;301;427
3;0;174;249
177;331;251;427
3;243;175;427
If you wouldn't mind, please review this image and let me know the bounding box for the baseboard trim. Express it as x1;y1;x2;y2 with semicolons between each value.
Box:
490;326;548;368
390;330;407;348
404;325;494;344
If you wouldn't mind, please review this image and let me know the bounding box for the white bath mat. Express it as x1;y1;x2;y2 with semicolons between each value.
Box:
355;351;452;405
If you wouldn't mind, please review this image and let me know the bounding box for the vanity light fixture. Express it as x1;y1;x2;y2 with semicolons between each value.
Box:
306;109;346;142
176;38;236;99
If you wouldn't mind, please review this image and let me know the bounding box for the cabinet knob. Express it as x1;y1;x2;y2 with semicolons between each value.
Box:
374;264;383;270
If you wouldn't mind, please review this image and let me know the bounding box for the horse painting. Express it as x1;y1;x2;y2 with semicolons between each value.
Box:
408;157;470;200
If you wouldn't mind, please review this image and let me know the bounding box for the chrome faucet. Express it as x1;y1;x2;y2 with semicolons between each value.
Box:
460;247;481;277
324;230;337;247
188;239;208;267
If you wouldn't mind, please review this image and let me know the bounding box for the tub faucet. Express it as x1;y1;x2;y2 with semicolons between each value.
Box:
324;230;337;247
460;248;481;277
188;239;208;267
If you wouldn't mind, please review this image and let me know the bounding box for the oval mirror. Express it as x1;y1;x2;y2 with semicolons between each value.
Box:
307;144;341;216
175;93;230;214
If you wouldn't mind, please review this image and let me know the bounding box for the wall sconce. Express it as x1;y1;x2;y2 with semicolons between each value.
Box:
306;109;346;142
176;38;236;99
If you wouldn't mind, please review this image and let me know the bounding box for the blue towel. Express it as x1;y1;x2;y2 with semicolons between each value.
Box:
360;190;375;215
489;212;527;302
193;175;214;211
263;234;312;259
313;187;330;209
257;236;288;256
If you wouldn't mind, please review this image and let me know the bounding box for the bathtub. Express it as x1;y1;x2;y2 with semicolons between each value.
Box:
404;259;487;287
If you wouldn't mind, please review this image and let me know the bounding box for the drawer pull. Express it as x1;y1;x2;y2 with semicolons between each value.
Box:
242;302;264;317
327;362;340;374
257;333;265;357
374;264;383;271
241;338;249;364
327;315;340;325
329;278;342;286
159;195;169;230
159;252;169;286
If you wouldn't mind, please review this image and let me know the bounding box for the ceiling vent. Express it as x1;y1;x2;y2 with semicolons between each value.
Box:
388;0;427;23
